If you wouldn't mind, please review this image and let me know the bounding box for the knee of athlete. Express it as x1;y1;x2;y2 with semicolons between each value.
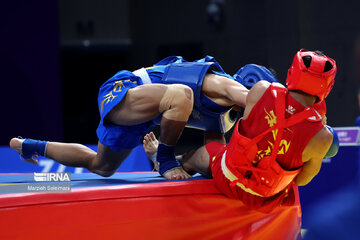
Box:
90;161;116;177
88;156;117;177
172;85;194;113
94;169;116;177
160;84;194;121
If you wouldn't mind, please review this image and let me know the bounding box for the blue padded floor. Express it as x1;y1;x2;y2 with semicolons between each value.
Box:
0;172;206;194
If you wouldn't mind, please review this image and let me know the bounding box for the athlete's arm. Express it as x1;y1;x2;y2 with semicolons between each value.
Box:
202;74;249;108
222;79;249;108
294;155;323;186
294;126;333;186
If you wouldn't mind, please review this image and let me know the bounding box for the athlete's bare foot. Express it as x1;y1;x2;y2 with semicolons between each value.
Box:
143;132;159;171
143;132;158;158
163;167;192;180
9;138;38;164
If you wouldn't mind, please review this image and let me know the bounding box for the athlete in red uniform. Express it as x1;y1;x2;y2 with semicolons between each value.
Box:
178;49;337;212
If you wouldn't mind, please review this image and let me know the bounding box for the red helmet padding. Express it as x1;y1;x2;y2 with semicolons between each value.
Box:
313;100;326;118
286;49;337;101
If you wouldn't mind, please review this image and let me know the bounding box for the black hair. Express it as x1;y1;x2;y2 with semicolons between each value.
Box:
315;50;325;56
267;67;278;78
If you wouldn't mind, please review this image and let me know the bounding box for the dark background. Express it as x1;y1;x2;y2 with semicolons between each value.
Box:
1;0;359;147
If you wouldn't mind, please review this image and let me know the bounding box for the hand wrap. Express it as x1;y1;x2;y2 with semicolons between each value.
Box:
22;138;48;159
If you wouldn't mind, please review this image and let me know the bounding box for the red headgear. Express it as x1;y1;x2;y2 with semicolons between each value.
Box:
286;49;337;101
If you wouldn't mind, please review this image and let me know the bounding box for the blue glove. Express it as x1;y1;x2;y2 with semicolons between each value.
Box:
324;125;339;158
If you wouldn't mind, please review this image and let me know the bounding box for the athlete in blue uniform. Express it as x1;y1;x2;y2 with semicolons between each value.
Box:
9;56;275;180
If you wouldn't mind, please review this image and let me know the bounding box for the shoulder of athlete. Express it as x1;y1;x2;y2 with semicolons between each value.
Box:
302;125;333;163
246;80;271;104
241;81;271;119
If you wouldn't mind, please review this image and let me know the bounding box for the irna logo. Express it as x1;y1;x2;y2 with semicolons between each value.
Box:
33;172;71;182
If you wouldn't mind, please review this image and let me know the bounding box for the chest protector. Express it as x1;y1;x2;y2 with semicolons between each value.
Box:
159;56;237;133
222;85;321;197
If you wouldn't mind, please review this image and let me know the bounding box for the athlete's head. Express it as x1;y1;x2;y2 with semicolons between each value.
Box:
286;49;337;102
233;64;279;89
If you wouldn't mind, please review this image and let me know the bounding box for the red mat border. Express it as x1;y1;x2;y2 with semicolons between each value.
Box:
0;179;220;208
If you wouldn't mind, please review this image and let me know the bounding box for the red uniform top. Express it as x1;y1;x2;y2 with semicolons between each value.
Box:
239;85;324;170
208;84;324;212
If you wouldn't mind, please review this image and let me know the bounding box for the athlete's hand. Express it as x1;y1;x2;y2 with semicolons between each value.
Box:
23;155;39;165
163;167;191;180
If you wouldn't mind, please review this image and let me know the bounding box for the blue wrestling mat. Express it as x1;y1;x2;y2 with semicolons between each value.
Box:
0;172;205;195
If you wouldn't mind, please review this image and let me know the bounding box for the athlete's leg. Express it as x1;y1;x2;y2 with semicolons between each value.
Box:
109;83;194;180
91;142;132;177
107;84;191;125
179;146;211;177
10;84;193;179
203;131;226;145
9;138;129;177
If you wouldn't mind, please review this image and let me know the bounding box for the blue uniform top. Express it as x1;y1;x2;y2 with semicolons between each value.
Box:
146;62;231;113
147;56;238;133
